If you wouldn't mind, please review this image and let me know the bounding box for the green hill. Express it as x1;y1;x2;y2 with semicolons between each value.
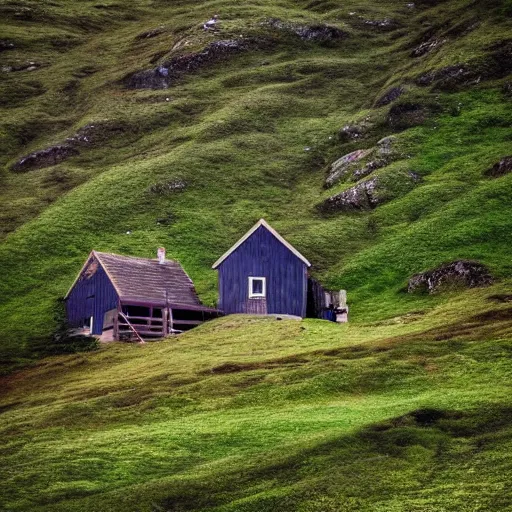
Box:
0;0;511;509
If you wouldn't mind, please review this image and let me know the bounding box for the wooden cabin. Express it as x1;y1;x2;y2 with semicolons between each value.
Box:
65;249;219;341
212;219;312;318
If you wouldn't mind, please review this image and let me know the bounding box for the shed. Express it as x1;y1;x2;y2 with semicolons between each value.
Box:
65;249;219;341
212;219;311;317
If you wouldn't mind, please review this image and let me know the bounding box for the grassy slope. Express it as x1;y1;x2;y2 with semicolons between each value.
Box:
1;298;511;511
1;0;512;509
0;0;510;358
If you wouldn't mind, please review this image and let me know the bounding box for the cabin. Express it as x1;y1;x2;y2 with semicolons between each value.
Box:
65;248;219;341
212;219;313;318
213;219;349;321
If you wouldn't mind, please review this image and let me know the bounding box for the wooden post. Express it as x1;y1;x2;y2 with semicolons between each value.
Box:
169;307;174;334
113;301;120;341
163;307;169;336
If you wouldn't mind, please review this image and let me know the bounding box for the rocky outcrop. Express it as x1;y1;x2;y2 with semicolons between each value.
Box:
408;261;493;294
123;39;250;89
325;149;372;188
148;179;187;194
325;136;399;188
411;37;446;57
319;170;420;213
362;18;400;31
11;145;79;172
387;102;433;130
338;119;374;142
66;120;133;147
485;156;512;178
374;86;405;107
263;18;347;42
416;40;512;91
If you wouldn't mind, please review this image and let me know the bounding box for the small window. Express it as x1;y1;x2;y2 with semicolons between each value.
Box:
249;277;266;298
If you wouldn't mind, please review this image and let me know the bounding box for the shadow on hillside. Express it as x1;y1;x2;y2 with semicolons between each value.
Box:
154;404;512;511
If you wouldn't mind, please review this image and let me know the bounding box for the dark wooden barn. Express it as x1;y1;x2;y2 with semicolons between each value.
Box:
212;219;312;318
65;249;219;341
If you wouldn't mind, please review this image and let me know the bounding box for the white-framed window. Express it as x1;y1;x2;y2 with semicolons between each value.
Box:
248;276;266;298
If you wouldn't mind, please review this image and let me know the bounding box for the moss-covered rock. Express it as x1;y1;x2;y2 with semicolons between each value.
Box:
408;261;493;293
319;168;421;213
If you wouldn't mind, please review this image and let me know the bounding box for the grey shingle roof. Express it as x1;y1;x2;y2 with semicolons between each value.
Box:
94;251;202;307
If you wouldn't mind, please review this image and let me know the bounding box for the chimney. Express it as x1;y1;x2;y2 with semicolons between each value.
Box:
157;247;166;264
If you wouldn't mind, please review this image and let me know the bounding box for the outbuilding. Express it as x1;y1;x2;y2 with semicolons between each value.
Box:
212;219;312;318
65;249;219;341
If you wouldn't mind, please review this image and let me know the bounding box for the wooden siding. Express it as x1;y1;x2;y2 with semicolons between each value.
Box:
217;225;308;317
66;256;119;335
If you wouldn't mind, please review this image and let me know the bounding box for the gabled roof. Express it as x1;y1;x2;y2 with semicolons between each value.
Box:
65;250;202;307
212;219;311;269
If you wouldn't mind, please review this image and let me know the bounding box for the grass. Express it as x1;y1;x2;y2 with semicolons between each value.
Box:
1;0;512;508
1;299;511;510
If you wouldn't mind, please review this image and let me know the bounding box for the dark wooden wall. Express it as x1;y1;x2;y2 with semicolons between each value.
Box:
217;226;308;317
66;256;119;335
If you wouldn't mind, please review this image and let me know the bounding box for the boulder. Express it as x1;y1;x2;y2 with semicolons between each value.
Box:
263;18;347;42
325;137;399;188
319;170;420;213
123;39;250;89
12;145;79;172
374;86;404;107
325;149;372;188
408;261;493;294
485;156;512;178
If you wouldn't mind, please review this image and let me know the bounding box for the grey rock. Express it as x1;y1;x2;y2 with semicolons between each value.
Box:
123;39;250;89
375;86;404;107
319;170;420;213
325;149;372;188
411;37;446;58
362;18;400;31
416;40;512;91
338;122;372;142
325;136;399;188
485;156;512;178
148;179;187;194
263;18;347;42
377;135;397;155
12;145;79;172
66;120;133;147
408;261;493;294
